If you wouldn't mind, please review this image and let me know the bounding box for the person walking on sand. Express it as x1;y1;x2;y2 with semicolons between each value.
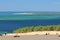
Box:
5;32;7;36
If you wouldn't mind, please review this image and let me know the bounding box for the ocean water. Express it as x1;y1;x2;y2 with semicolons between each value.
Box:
0;12;60;33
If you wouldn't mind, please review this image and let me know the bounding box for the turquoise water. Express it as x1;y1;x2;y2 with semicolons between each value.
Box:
0;12;60;20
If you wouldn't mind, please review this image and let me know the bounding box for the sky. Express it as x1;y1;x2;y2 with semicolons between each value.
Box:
0;0;60;11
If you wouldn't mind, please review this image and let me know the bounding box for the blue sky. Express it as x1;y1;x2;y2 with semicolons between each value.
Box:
0;0;60;11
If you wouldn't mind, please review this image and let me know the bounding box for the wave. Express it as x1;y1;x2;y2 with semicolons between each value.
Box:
13;13;34;15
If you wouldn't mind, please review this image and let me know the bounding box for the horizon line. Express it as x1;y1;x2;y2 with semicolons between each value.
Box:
0;11;60;12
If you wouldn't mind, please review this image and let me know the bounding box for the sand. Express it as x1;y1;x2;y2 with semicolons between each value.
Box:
0;31;60;40
6;31;60;36
0;35;60;40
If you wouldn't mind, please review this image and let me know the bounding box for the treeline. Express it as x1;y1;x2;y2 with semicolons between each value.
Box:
13;25;60;33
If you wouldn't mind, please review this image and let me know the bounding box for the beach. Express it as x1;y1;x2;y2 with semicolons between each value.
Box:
0;31;60;40
0;35;60;40
6;31;60;36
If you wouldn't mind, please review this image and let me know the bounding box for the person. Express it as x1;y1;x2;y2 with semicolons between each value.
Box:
14;33;20;37
4;32;7;36
46;33;48;35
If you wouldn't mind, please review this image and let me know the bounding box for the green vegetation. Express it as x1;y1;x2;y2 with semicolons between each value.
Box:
13;25;60;33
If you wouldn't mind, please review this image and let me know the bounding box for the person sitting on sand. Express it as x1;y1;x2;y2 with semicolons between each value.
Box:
45;33;49;35
45;33;48;35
